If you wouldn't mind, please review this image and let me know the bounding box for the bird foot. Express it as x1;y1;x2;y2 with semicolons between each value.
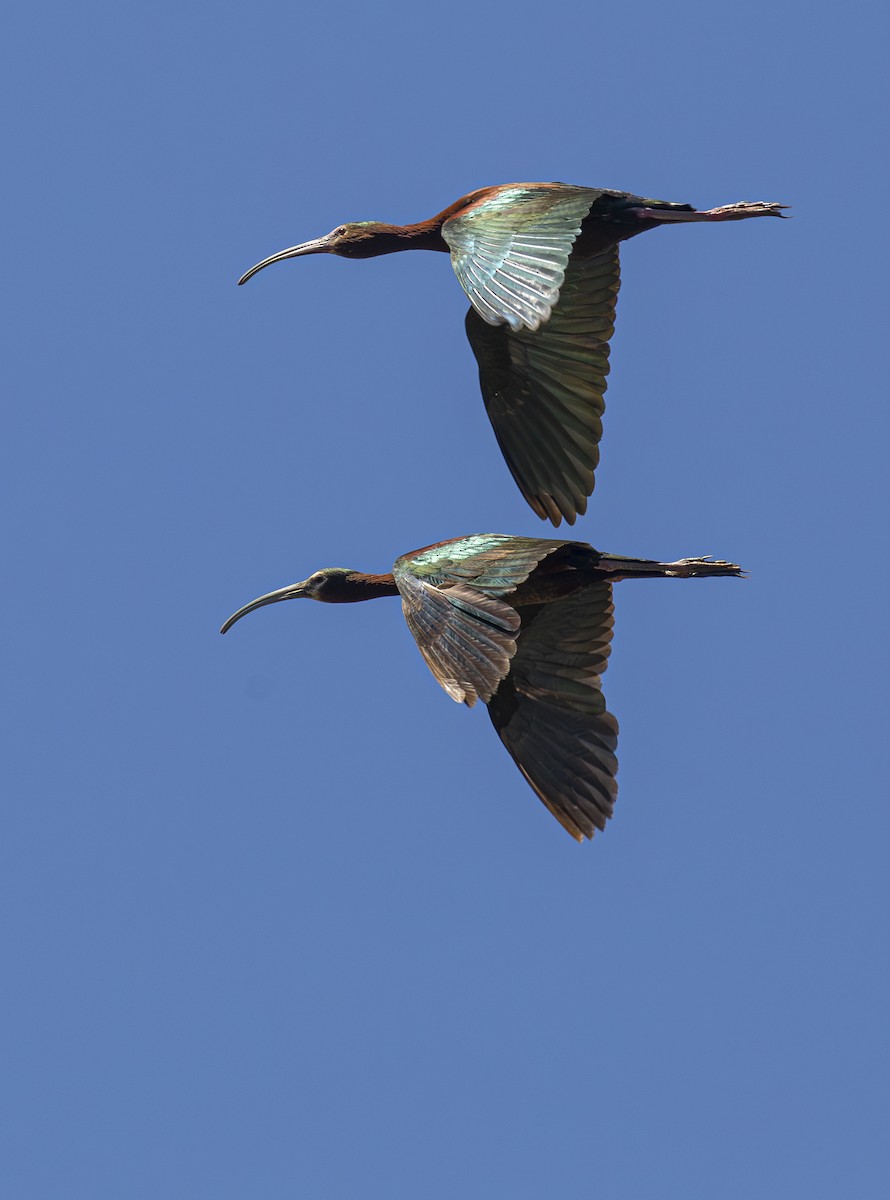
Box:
665;557;745;578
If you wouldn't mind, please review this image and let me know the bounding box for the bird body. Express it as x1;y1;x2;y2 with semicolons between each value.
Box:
239;182;786;524
221;535;743;841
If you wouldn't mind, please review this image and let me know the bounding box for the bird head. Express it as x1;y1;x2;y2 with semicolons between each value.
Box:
238;222;400;283
220;568;359;634
322;222;400;258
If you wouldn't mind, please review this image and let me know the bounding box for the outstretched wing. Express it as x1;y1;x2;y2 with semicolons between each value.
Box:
465;246;621;526
394;535;581;706
487;582;618;840
395;571;520;707
442;185;595;332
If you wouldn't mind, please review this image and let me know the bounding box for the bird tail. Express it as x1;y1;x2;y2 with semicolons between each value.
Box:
595;554;744;580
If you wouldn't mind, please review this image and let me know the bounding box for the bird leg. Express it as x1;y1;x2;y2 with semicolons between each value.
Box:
595;555;743;580
628;201;789;222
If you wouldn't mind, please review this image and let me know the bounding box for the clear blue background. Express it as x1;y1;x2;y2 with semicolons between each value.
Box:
3;2;888;1196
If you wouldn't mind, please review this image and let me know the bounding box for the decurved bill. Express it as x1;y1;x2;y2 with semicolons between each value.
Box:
238;236;332;285
220;583;306;634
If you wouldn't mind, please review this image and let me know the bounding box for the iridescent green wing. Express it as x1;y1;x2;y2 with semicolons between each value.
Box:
441;185;596;332
487;582;618;840
465;245;621;526
394;536;571;706
402;535;570;594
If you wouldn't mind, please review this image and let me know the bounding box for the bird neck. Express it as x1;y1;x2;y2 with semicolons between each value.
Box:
362;221;448;254
325;572;400;602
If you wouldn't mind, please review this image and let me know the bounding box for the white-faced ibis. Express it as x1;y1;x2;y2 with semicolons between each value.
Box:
239;183;787;525
221;535;743;841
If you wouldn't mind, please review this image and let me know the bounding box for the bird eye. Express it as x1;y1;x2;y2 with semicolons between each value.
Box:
334;225;349;238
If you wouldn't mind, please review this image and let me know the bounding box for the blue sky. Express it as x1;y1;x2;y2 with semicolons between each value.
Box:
3;2;888;1196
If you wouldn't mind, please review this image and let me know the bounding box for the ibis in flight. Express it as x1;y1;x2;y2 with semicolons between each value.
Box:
221;534;742;841
239;182;786;525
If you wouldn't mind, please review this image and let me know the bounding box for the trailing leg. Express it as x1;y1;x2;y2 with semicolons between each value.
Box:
627;200;788;223
594;554;744;581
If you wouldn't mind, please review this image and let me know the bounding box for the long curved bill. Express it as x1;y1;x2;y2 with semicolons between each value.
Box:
220;582;307;634
238;235;333;285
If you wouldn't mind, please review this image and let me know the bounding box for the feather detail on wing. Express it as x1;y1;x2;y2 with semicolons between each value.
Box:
487;582;618;840
401;535;570;597
396;572;520;707
465;246;621;525
443;186;595;332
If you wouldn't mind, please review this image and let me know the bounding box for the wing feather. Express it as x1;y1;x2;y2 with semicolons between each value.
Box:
443;186;595;331
401;535;571;596
396;573;520;706
488;582;619;840
465;245;621;525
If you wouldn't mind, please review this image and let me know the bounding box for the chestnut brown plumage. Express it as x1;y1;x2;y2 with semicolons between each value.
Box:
239;183;787;524
221;534;743;841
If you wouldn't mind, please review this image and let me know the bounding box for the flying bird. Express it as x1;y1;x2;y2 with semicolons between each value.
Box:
239;183;787;524
221;535;742;841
